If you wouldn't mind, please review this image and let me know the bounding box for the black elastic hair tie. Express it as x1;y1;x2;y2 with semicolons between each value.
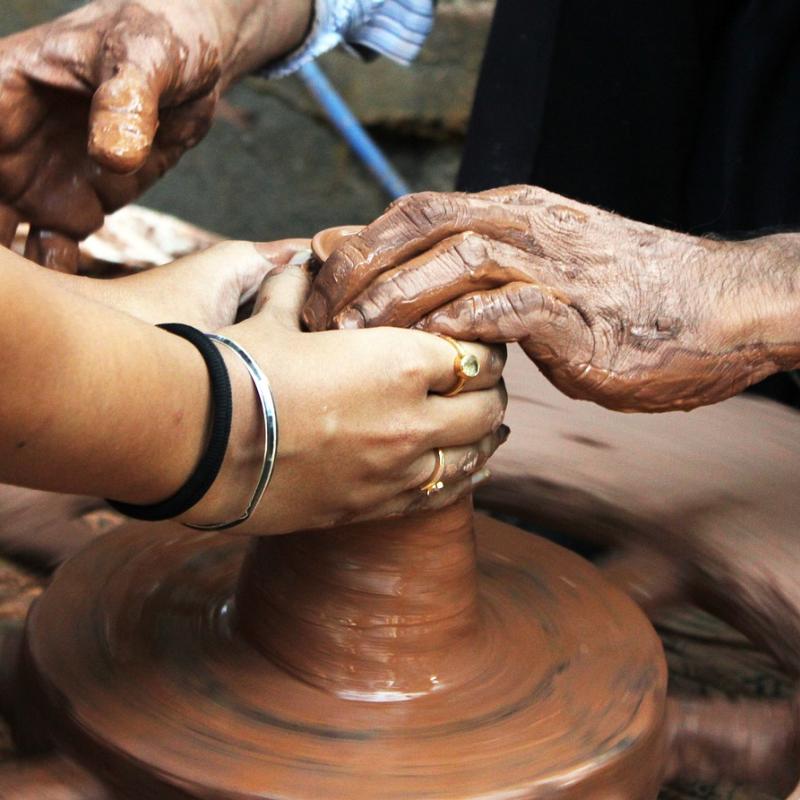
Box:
107;323;232;521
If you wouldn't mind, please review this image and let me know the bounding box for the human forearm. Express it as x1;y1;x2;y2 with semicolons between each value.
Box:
0;248;209;504
208;0;314;85
731;233;800;372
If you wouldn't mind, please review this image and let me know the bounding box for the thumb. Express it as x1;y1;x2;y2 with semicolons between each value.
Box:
237;240;311;305
252;262;313;330
88;63;160;173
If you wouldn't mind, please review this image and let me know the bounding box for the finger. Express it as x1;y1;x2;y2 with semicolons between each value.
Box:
0;69;47;152
403;425;509;493
416;282;590;351
417;285;595;397
89;63;160;174
255;239;313;265
105;94;220;203
353;467;493;524
88;165;141;213
163;240;304;309
475;185;551;205
0;205;19;248
251;264;313;330
238;241;311;306
303;192;536;329
24;228;80;273
332;232;563;330
414;330;506;394
426;383;508;448
157;91;217;149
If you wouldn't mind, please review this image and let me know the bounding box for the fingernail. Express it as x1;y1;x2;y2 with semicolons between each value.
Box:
499;424;511;443
471;468;492;487
289;249;313;265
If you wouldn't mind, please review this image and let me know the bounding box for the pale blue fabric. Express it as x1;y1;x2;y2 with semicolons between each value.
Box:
265;0;436;77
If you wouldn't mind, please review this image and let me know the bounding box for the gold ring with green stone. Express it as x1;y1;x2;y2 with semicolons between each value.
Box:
436;334;481;397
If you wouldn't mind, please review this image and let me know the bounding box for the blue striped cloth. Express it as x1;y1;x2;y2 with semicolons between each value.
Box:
265;0;436;77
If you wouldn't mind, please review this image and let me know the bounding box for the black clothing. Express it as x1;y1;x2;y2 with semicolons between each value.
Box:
458;0;800;407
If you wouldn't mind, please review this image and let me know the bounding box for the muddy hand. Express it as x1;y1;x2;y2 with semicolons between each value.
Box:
0;0;310;271
304;186;800;412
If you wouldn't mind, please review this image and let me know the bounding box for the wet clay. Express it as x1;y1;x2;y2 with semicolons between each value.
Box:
23;502;667;799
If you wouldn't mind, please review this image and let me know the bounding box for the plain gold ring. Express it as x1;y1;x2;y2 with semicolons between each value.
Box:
436;334;481;397
419;448;446;495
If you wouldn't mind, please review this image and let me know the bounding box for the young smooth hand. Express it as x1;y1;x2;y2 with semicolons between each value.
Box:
0;0;311;271
304;186;800;412
182;263;509;534
61;239;310;331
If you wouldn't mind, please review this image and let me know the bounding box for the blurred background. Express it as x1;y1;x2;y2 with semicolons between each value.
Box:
1;0;493;239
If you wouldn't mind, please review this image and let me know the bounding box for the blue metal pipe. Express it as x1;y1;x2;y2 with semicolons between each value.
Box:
299;61;411;200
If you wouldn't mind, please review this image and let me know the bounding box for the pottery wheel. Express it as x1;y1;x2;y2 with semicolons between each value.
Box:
24;500;666;799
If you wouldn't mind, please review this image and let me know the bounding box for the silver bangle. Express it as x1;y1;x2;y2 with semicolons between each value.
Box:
185;334;278;531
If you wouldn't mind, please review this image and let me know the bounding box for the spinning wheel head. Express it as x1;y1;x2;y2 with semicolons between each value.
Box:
24;500;668;799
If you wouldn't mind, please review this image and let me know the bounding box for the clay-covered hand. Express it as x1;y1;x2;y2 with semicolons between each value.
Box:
0;0;310;272
304;186;800;412
61;239;311;331
182;264;509;535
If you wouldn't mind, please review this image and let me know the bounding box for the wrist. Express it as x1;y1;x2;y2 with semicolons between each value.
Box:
179;343;264;527
729;235;800;371
208;0;314;85
102;326;213;506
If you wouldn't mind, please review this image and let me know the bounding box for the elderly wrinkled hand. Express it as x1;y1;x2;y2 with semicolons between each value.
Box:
304;185;800;412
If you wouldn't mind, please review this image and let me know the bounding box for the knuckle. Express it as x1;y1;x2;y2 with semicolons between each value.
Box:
441;294;481;331
386;337;430;388
451;232;491;268
378;412;432;458
391;191;458;231
453;447;480;477
518;185;555;207
333;487;378;523
485;344;507;378
396;352;428;388
545;203;589;228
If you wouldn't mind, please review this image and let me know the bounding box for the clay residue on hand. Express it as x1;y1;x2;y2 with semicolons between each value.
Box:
305;186;800;412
